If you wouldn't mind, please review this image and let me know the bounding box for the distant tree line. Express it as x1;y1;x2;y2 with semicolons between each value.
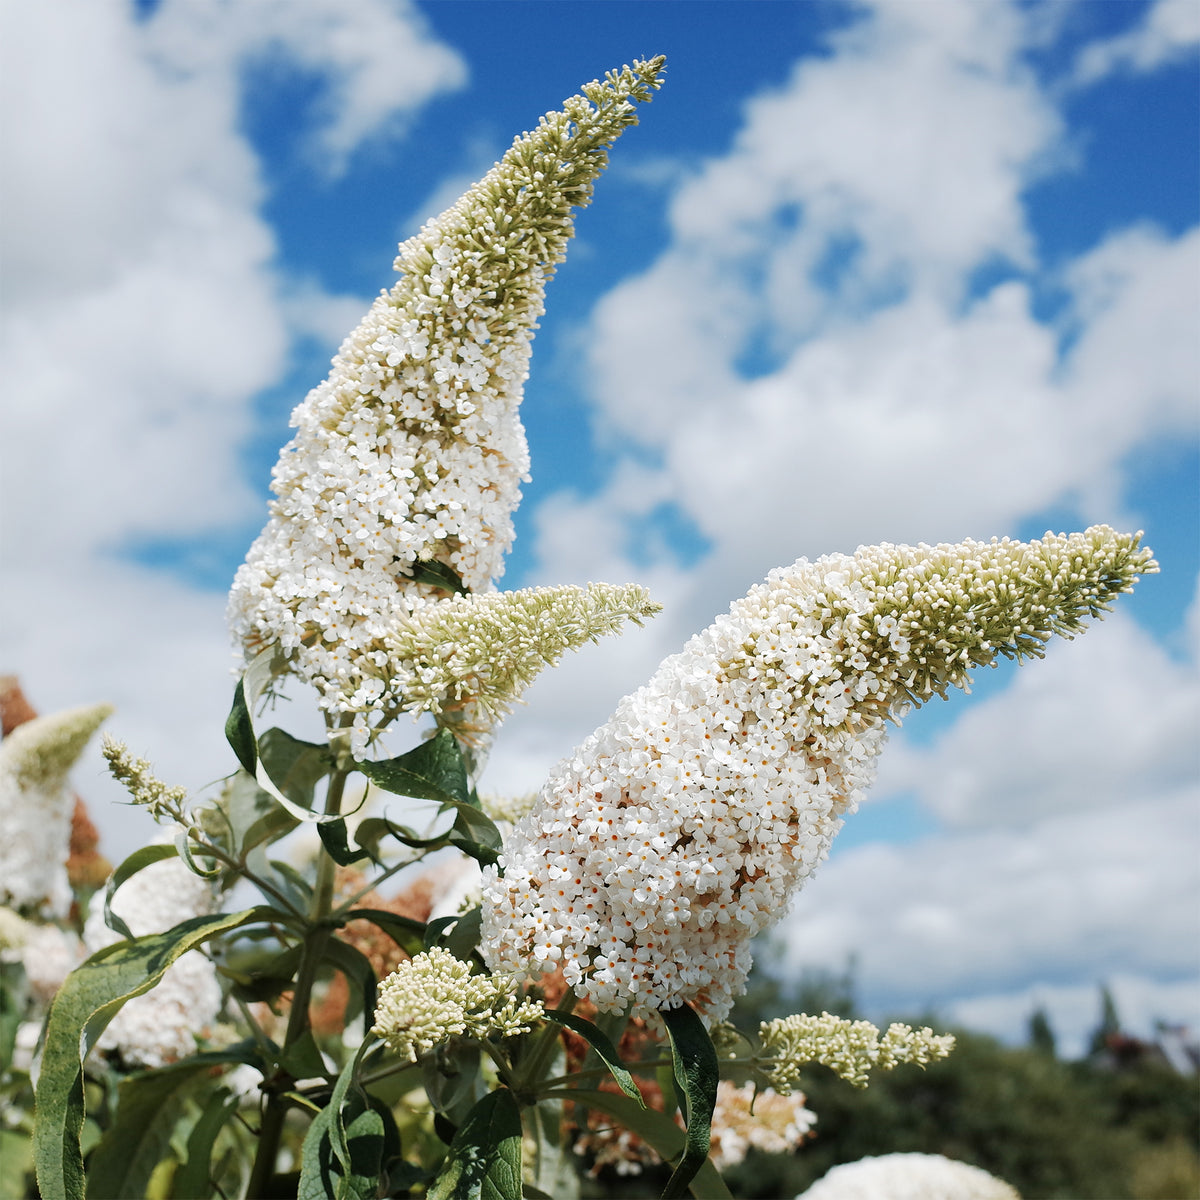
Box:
583;962;1200;1200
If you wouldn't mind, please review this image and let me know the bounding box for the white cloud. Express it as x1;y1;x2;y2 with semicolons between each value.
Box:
1073;0;1200;87
884;609;1199;828
0;0;464;854
140;0;467;175
774;789;1200;1014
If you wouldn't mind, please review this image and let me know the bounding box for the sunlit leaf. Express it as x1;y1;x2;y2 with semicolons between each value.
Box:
426;1088;522;1200
33;908;266;1200
358;729;470;806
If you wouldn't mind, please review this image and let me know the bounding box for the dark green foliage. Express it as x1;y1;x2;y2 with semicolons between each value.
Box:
714;965;1200;1200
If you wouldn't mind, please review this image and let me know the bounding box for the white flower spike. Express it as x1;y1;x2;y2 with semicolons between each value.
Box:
482;527;1156;1021
228;59;666;756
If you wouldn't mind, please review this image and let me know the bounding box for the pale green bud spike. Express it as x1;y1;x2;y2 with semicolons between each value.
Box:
757;1012;955;1092
0;703;112;792
102;735;189;822
387;582;661;735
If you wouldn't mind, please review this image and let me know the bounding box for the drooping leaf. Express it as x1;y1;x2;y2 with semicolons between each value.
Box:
257;727;334;810
102;843;179;941
358;728;470;806
34;908;266;1200
426;1087;523;1200
318;816;370;866
320;937;378;1033
86;1066;209;1200
337;907;426;960
543;1011;643;1105
279;1031;330;1083
297;1100;385;1200
170;1087;239;1200
224;678;256;775
659;1003;720;1200
447;805;502;867
441;907;484;963
564;1089;732;1200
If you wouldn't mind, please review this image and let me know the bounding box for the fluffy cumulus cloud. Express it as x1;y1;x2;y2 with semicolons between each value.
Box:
0;0;464;856
498;0;1199;1050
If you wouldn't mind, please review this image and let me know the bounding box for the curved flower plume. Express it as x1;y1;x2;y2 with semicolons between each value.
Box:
228;59;666;754
481;527;1156;1022
0;703;112;917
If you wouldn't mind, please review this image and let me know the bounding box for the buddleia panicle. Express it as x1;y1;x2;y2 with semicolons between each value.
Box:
228;59;666;757
757;1012;955;1091
371;947;543;1062
0;703;112;917
482;527;1155;1021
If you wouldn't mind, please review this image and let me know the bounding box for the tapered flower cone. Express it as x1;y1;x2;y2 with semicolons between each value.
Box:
482;527;1156;1021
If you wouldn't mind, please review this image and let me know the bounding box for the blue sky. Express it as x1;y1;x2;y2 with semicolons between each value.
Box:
1;0;1197;1057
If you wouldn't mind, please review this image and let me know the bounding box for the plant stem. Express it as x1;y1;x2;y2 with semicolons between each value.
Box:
245;758;351;1198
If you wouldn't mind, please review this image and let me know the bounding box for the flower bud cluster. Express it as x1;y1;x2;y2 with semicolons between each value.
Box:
482;528;1154;1021
0;703;111;917
102;736;189;822
371;947;543;1061
758;1012;955;1091
228;60;665;756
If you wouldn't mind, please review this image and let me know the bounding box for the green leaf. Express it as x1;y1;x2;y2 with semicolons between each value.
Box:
318;816;370;866
411;559;469;595
358;728;470;805
447;804;503;867
426;1088;523;1200
566;1090;732;1200
257;727;334;809
225;678;256;775
297;1100;385;1200
542;1011;643;1105
279;1031;330;1083
34;908;265;1200
86;1066;205;1200
442;907;484;962
0;1129;33;1200
659;1003;720;1200
171;1087;238;1200
102;843;179;941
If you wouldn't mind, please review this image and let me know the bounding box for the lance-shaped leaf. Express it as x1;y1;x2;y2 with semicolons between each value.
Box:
564;1090;732;1200
426;1087;523;1200
358;728;470;805
542;1010;643;1105
101;842;179;941
34;908;266;1200
660;1003;720;1200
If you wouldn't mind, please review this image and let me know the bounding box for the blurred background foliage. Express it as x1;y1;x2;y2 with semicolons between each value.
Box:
580;958;1200;1200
